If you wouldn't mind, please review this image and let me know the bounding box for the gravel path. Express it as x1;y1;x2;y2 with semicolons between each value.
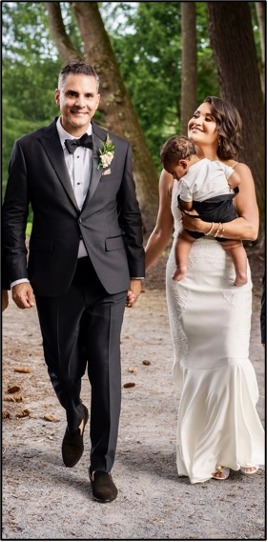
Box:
2;260;265;540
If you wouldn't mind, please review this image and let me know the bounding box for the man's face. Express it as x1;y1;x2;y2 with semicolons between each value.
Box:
55;74;100;136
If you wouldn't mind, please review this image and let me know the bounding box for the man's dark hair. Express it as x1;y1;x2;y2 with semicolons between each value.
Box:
58;62;100;91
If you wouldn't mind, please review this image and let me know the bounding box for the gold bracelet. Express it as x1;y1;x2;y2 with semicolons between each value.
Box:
219;224;225;237
214;222;222;237
205;222;214;236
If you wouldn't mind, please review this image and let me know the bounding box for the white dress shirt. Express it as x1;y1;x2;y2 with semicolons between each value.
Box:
56;117;92;258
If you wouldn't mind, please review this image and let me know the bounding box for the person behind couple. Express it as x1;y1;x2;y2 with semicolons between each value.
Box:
2;62;145;502
160;135;247;286
145;95;264;482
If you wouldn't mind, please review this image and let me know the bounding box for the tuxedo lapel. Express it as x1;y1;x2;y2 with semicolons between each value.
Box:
39;120;79;211
85;125;105;205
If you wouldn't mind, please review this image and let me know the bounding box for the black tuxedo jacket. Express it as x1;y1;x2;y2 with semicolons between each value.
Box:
3;119;145;296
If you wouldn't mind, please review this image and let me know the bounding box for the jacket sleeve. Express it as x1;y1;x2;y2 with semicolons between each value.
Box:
2;141;30;283
116;144;145;278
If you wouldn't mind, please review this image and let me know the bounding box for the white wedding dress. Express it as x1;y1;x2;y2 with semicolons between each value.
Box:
166;180;264;484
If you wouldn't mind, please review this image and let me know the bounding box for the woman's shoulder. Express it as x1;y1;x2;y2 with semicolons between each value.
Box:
220;160;252;177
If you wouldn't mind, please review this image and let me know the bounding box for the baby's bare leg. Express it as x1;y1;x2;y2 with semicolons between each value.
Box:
221;240;247;286
173;230;195;281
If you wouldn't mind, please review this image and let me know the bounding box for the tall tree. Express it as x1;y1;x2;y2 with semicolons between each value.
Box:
207;1;265;232
45;1;159;231
106;2;182;170
180;2;197;134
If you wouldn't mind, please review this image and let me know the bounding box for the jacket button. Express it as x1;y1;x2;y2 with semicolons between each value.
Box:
79;218;83;224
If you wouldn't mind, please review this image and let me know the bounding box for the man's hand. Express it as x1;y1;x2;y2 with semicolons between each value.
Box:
126;279;142;308
12;283;35;309
2;290;9;312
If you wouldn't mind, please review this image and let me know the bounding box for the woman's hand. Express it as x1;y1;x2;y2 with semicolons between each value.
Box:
180;207;207;233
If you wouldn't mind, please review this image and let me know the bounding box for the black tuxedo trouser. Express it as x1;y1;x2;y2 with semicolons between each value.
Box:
35;256;127;472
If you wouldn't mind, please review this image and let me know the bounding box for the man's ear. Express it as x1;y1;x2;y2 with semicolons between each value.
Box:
55;89;60;105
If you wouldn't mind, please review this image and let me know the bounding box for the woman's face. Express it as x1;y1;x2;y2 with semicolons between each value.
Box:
188;102;219;147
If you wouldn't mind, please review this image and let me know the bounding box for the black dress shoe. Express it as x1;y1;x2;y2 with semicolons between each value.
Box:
89;468;118;502
62;404;89;467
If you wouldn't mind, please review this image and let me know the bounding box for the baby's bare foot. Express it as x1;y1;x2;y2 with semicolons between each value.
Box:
172;266;187;282
234;273;247;286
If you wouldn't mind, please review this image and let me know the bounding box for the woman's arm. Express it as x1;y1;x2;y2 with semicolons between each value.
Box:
181;164;259;241
145;169;174;271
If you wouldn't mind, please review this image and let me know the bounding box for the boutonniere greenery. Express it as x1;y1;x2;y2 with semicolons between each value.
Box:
97;134;115;170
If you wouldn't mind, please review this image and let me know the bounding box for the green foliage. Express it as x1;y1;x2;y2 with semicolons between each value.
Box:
2;2;61;197
249;1;262;63
100;2;219;172
101;2;182;171
3;1;262;206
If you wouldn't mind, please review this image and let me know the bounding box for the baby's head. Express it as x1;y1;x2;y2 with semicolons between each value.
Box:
160;136;197;180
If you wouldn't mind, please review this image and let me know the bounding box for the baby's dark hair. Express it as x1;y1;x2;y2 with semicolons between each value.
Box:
160;136;196;169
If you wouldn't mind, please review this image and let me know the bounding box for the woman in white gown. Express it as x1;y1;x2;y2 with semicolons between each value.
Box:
145;96;264;483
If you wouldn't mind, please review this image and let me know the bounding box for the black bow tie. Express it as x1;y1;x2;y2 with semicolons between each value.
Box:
64;134;93;154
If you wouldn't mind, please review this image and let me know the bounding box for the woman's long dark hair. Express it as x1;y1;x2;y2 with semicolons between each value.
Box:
204;96;242;159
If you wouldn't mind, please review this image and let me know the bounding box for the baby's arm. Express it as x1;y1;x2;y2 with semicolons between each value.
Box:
179;178;194;212
180;199;193;211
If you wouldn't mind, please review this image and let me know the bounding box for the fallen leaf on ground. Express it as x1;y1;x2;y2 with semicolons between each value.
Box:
4;395;24;403
7;385;21;394
128;367;137;373
14;367;32;373
123;382;136;388
142;360;151;366
2;411;10;419
16;409;30;418
43;414;59;422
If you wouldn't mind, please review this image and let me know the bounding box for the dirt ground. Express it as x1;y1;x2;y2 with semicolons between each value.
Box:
2;247;265;541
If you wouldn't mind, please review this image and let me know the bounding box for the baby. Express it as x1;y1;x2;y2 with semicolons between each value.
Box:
160;135;247;286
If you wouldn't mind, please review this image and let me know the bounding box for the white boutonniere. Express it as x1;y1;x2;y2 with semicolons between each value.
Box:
97;134;115;170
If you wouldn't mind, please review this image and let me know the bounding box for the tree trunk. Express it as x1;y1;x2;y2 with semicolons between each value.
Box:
180;2;197;135
46;1;159;232
255;2;265;94
45;2;83;63
207;2;265;234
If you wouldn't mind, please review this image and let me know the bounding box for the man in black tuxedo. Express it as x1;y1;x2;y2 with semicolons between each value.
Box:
2;62;145;502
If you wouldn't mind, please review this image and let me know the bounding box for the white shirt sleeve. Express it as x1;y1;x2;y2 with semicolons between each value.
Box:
179;179;194;202
11;278;30;288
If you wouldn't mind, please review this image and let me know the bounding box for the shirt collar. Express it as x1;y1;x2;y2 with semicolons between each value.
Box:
56;117;92;151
